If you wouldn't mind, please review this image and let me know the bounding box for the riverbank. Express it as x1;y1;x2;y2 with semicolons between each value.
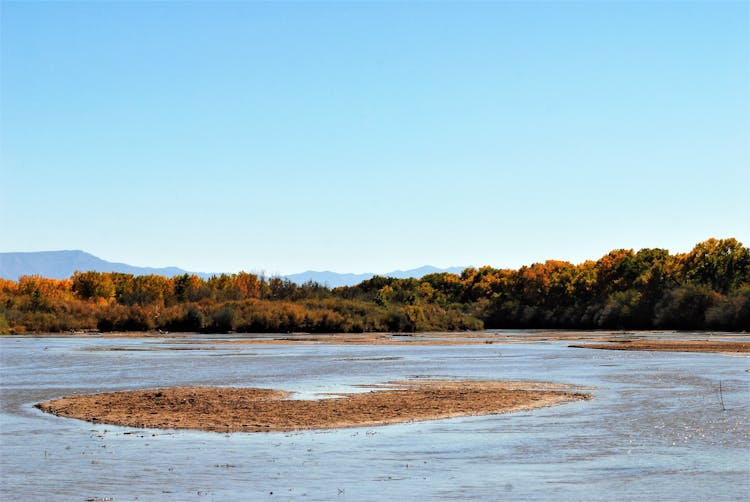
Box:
8;330;748;352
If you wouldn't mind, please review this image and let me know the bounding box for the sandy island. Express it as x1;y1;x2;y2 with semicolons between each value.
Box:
97;332;513;345
89;331;749;351
569;340;750;354
28;330;750;354
35;381;590;433
96;331;643;345
171;333;750;353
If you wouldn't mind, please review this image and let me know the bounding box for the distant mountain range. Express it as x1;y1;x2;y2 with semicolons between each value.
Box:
0;251;197;281
0;251;466;287
285;265;466;288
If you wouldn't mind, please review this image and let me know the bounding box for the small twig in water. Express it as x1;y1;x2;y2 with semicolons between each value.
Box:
719;380;727;412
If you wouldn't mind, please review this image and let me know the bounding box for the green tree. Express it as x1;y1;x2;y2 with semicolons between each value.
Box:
654;284;716;329
677;238;750;293
72;271;115;302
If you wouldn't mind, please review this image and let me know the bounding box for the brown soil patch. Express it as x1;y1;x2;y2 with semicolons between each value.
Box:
35;381;589;433
49;330;748;347
182;331;627;346
205;333;507;346
570;340;750;354
93;331;618;345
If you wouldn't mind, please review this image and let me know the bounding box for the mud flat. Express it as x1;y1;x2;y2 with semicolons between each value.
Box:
40;330;749;348
95;332;511;345
570;339;750;354
164;331;628;347
35;381;589;433
209;333;506;346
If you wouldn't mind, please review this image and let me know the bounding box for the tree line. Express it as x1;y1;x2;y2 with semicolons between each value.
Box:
1;238;748;334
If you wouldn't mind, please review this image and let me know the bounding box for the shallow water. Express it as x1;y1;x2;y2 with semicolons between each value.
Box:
1;331;748;501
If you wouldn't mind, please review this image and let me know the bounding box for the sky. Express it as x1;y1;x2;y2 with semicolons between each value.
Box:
1;1;749;275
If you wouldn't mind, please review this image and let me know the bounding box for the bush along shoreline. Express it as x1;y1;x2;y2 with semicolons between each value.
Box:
1;238;748;334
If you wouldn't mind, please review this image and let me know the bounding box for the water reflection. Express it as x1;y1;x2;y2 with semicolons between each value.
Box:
1;333;748;500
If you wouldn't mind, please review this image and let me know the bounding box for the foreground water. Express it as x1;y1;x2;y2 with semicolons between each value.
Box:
1;332;748;501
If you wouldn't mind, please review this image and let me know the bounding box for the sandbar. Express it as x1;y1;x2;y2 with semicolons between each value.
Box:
35;381;590;433
570;340;750;354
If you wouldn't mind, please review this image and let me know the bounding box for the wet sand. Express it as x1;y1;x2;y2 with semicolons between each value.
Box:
570;340;750;354
208;333;506;346
23;330;750;352
95;332;509;345
35;381;589;433
171;332;624;346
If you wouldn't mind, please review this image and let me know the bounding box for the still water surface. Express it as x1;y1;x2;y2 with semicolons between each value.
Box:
1;332;748;501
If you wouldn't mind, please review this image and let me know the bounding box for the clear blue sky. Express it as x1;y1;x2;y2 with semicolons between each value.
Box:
2;1;748;275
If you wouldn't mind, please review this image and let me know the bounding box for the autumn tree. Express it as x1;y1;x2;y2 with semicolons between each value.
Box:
72;271;115;302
